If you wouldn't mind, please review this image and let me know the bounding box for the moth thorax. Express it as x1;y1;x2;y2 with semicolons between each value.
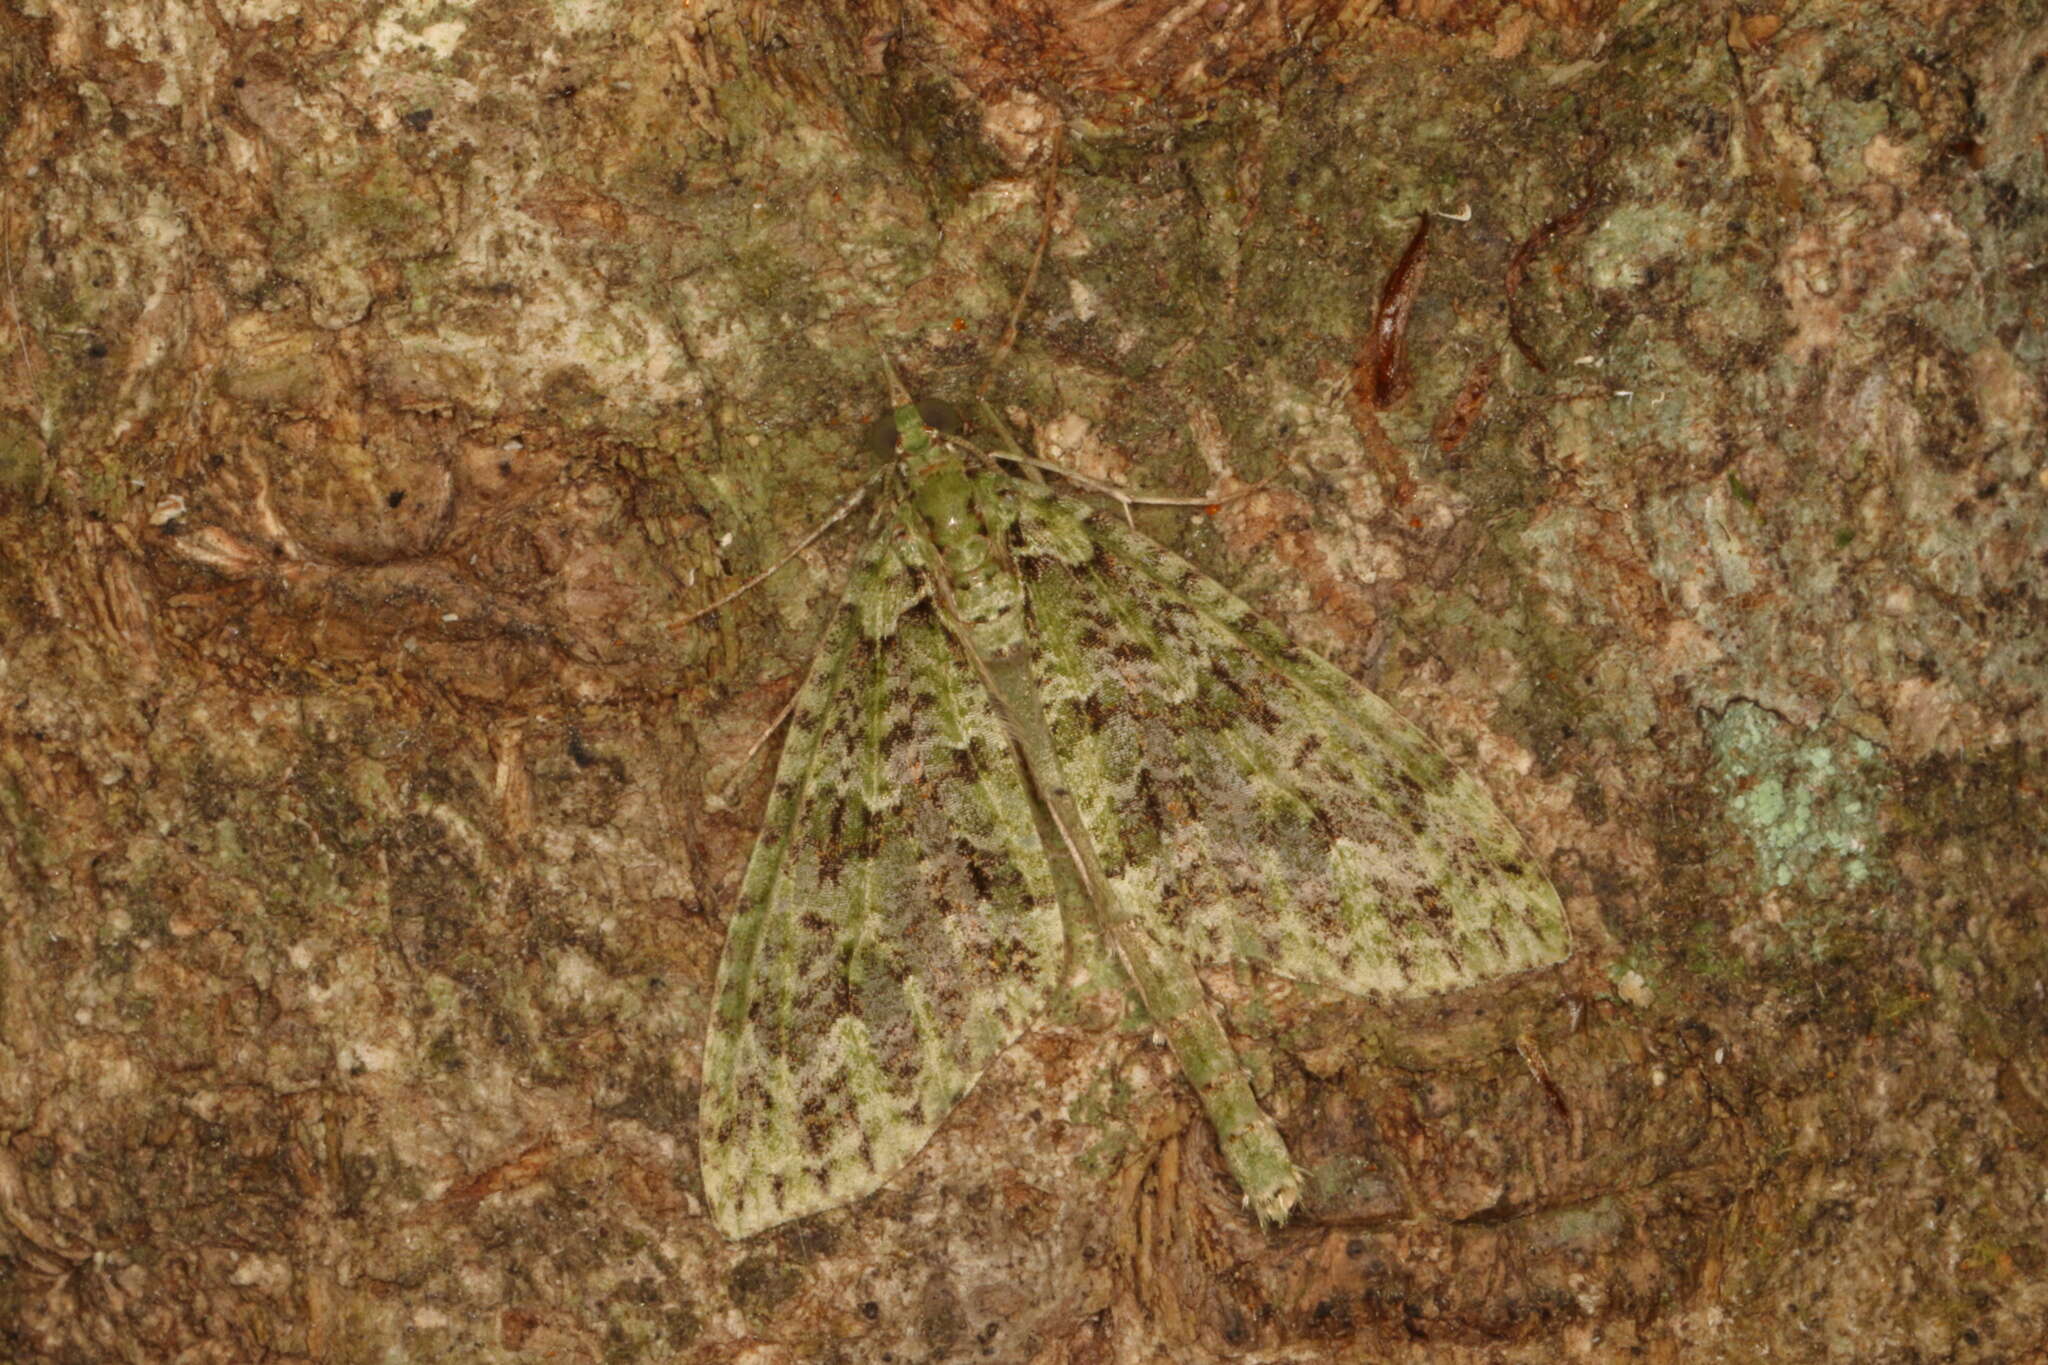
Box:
940;522;1027;640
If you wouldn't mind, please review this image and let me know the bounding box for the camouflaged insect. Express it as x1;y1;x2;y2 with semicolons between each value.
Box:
698;392;1570;1240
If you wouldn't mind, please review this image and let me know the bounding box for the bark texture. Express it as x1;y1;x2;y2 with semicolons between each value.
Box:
1;0;2044;1360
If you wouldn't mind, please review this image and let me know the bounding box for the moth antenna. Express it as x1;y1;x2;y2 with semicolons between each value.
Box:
973;399;1031;463
670;470;890;629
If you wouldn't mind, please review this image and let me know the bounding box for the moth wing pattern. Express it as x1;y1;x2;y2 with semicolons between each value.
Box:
1011;480;1571;1001
699;529;1068;1240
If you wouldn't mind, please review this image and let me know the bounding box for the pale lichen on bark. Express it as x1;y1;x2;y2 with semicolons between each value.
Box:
0;0;2044;1360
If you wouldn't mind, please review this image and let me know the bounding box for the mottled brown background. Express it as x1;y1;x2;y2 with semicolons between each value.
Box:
1;0;2044;1360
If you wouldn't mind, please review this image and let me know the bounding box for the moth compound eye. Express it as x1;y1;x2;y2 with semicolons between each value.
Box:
917;399;963;437
862;411;901;461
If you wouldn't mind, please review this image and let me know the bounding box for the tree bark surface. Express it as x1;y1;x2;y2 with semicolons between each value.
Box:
1;0;2044;1360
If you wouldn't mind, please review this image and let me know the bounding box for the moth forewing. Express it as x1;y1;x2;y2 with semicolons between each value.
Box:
698;464;1067;1240
1025;496;1571;996
697;394;1569;1240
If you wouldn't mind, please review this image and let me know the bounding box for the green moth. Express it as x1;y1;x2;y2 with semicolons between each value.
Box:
697;383;1570;1240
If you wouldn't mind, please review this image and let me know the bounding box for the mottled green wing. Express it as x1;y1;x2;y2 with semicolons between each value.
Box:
699;530;1066;1240
1009;481;1569;999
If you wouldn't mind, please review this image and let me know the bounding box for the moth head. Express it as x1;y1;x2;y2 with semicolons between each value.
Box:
861;397;964;465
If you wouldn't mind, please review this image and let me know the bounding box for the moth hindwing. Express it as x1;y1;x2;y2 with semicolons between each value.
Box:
697;396;1570;1240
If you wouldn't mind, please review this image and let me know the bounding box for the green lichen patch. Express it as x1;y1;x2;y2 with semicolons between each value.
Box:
1708;701;1888;895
